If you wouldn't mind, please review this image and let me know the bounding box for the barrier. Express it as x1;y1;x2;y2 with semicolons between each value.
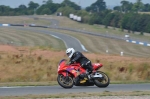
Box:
10;24;24;26
0;24;10;26
69;14;74;19
2;24;10;26
126;40;150;47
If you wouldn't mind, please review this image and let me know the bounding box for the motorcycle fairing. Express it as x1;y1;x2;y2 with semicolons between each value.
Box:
92;63;103;70
58;65;79;77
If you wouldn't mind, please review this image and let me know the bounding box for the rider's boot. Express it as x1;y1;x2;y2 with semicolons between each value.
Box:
79;74;88;83
85;69;93;79
74;76;80;85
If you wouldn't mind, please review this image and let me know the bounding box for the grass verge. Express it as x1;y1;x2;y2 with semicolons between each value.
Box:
0;91;150;99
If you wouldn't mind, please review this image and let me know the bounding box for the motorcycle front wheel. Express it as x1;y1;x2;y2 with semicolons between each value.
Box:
57;74;74;88
93;71;110;88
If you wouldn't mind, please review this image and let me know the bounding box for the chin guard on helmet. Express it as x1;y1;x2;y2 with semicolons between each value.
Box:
66;48;75;58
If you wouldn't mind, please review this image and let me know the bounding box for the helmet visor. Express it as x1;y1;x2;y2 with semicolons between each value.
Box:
67;51;72;56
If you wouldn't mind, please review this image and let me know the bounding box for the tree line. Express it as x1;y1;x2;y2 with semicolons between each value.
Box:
0;0;150;33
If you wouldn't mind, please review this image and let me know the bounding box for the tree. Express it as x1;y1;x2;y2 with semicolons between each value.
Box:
61;0;81;10
126;13;138;32
103;13;115;28
76;10;89;17
18;4;27;9
16;5;28;15
145;22;150;33
120;13;130;31
132;0;144;12
0;5;11;15
113;6;121;12
121;0;129;12
45;0;53;4
86;0;106;13
41;8;51;15
111;12;122;28
143;3;150;12
57;6;76;16
28;1;39;10
36;1;60;15
120;0;133;13
88;13;102;25
137;14;150;32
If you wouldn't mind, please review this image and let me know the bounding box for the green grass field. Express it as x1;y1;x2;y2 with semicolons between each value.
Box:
46;28;150;58
0;27;66;50
38;15;150;41
35;16;150;57
0;15;150;58
0;16;51;25
0;91;150;99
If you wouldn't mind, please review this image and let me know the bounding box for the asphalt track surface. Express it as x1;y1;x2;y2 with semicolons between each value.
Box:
0;84;150;96
3;26;86;52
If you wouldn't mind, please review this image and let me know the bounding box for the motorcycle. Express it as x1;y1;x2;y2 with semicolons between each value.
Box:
57;59;110;88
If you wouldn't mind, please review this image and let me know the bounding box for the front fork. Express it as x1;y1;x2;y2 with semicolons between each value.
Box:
65;71;69;81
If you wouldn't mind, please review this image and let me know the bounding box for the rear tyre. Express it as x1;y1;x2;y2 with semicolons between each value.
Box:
93;71;110;88
57;74;74;88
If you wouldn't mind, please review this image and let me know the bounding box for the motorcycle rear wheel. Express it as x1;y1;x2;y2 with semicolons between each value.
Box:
93;71;110;88
57;74;74;88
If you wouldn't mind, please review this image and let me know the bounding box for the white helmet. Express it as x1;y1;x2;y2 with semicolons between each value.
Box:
66;48;75;58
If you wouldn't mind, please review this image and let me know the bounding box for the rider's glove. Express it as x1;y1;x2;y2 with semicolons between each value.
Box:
68;61;72;65
71;59;75;64
81;63;84;67
68;60;74;65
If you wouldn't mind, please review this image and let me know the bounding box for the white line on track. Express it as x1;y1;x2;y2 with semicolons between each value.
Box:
0;86;36;88
49;34;88;52
50;34;68;48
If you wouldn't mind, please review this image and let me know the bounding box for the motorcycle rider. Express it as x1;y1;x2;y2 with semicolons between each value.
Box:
66;48;93;84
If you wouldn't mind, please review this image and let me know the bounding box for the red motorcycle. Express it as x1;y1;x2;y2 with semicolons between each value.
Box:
57;59;110;88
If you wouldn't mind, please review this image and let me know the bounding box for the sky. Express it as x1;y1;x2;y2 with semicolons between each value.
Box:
0;0;150;8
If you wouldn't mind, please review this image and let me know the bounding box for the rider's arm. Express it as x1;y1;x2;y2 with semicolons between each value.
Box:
71;52;81;63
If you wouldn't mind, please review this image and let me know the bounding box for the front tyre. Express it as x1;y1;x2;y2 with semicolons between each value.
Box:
57;74;74;88
93;71;110;88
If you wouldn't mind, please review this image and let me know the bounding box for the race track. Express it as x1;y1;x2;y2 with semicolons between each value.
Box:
0;84;150;96
5;26;87;52
0;16;150;97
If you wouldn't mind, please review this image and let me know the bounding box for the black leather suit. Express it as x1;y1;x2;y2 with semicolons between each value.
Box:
69;51;93;73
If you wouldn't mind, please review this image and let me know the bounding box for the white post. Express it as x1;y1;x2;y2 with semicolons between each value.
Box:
120;52;124;56
106;50;108;54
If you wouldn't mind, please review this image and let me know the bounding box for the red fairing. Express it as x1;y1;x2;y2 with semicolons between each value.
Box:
58;59;85;77
92;63;103;70
57;59;103;77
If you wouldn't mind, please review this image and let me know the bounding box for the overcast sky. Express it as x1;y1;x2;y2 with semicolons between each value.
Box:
0;0;150;8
